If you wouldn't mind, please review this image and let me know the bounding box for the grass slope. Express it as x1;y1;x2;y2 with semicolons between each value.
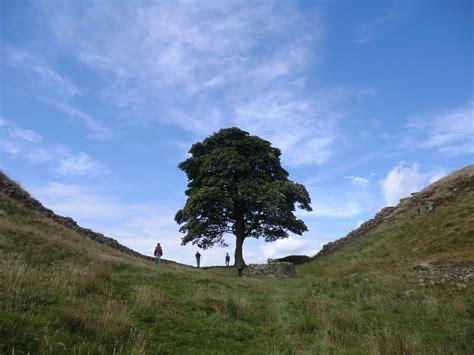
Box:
1;167;473;354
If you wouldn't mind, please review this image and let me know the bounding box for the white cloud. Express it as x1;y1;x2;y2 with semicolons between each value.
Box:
32;1;374;166
0;118;105;177
0;117;42;143
260;236;322;259
379;163;426;206
406;102;474;155
56;151;104;177
346;176;370;187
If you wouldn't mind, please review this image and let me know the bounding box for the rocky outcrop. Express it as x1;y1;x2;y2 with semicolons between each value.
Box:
0;172;166;264
246;262;296;278
413;261;472;289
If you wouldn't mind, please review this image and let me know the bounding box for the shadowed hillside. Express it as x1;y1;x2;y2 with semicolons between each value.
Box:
1;166;473;353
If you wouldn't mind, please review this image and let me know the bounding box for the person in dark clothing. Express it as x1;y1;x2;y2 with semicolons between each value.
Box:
225;252;230;266
195;251;201;268
154;243;163;265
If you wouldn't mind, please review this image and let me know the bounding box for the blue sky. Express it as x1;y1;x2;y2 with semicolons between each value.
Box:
1;0;472;266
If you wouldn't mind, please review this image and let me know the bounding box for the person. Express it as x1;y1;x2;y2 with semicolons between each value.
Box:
154;243;163;265
225;252;230;266
236;260;245;277
195;250;201;268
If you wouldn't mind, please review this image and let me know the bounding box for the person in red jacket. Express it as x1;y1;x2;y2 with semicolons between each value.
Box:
154;243;163;265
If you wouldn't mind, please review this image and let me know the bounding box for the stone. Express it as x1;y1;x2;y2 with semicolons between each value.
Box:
418;205;429;216
246;262;296;278
418;201;434;216
419;262;433;270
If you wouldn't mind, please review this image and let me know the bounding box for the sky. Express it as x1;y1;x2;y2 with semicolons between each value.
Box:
1;0;473;266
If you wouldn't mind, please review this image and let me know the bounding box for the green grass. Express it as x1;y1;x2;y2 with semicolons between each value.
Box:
0;181;473;354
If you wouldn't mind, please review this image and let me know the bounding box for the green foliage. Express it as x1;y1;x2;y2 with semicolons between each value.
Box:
175;128;312;260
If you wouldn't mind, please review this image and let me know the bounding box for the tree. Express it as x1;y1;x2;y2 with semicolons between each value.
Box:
175;127;312;265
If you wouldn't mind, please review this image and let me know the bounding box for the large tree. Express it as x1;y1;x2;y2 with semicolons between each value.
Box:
175;127;312;265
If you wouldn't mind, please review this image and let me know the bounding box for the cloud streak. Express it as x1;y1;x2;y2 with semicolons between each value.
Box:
32;0;373;166
355;7;404;44
0;118;105;177
6;47;81;97
407;102;474;155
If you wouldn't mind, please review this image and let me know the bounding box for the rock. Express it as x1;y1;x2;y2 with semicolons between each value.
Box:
247;262;296;278
418;262;433;271
418;201;434;215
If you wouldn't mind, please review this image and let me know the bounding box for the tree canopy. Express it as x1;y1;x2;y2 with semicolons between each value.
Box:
175;127;312;265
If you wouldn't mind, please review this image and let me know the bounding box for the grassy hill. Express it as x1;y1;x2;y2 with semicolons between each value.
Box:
1;165;473;354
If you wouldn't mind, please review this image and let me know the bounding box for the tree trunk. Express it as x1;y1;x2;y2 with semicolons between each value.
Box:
234;211;246;266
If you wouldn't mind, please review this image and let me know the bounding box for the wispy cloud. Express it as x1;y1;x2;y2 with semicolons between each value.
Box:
406;101;474;155
40;98;112;139
6;47;81;97
346;176;370;187
0;118;105;177
0;117;42;143
33;1;373;166
355;7;404;44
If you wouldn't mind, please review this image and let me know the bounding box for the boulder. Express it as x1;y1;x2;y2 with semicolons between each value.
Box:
246;262;296;278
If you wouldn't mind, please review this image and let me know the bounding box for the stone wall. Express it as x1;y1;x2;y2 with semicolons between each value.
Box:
0;172;166;264
246;262;296;278
314;206;396;258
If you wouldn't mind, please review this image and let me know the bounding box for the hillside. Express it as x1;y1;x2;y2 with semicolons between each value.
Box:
1;166;473;354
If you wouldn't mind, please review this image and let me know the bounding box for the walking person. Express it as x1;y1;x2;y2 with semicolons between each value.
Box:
225;252;230;266
154;243;163;265
195;250;201;268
